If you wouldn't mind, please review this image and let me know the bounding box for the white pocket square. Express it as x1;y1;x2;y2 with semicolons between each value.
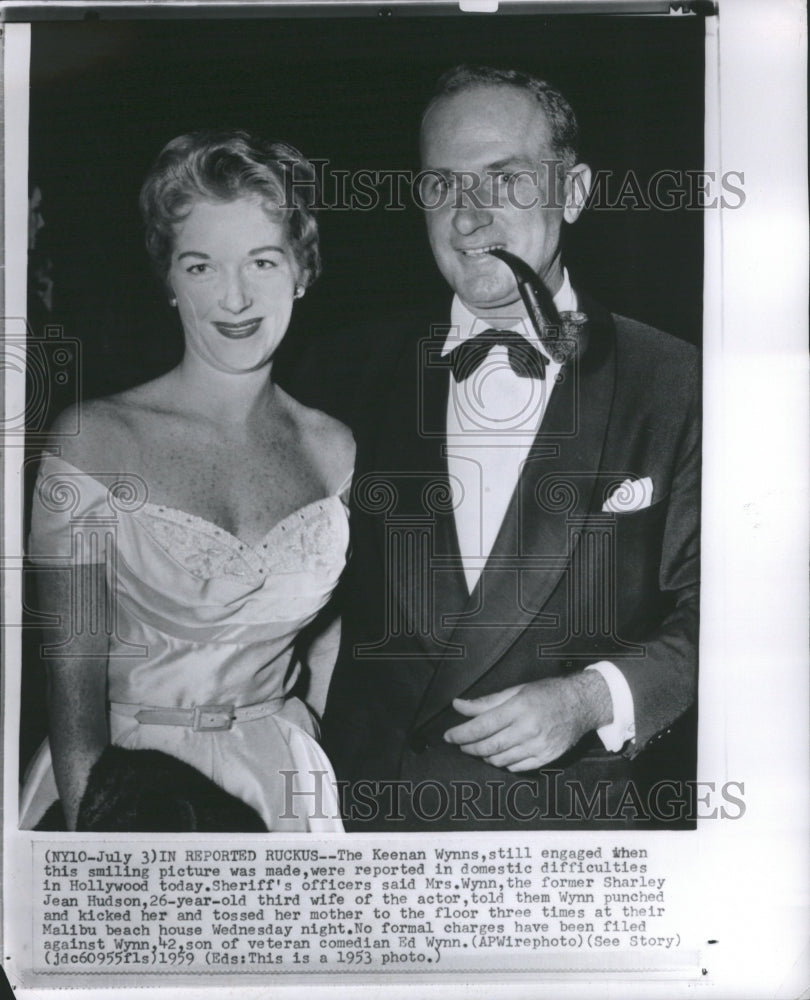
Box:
602;477;654;513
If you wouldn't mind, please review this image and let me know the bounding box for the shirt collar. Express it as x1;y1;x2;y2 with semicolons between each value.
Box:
442;268;578;357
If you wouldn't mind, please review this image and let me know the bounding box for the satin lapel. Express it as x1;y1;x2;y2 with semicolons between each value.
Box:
413;300;618;731
369;326;468;652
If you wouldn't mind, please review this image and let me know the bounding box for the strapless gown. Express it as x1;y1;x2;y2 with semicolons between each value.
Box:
19;454;348;832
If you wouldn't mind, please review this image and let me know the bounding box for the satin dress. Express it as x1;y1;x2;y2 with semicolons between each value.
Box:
20;454;348;832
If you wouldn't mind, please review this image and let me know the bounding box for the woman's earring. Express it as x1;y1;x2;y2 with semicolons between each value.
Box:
169;296;177;307
294;285;305;300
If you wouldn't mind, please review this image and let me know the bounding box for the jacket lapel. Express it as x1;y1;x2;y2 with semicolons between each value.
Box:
369;325;468;654
412;298;617;732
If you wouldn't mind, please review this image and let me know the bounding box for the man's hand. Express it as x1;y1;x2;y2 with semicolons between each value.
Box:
442;671;613;771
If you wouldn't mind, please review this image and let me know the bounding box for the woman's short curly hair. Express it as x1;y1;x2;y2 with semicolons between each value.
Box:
139;129;322;289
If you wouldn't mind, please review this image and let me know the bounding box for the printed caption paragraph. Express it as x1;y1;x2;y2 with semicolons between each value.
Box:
30;839;696;975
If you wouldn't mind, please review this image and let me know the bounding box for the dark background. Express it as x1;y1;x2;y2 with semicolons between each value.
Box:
21;9;704;771
28;12;704;391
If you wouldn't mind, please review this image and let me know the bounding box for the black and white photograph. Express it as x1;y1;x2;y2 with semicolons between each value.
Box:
1;1;807;997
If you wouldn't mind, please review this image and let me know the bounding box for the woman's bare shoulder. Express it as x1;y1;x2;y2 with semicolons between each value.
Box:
280;390;356;487
311;407;355;459
46;379;171;472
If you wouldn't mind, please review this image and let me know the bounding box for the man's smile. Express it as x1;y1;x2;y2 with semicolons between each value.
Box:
458;243;506;257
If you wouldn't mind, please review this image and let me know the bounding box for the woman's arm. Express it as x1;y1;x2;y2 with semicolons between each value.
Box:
296;410;354;719
39;562;110;830
303;615;342;720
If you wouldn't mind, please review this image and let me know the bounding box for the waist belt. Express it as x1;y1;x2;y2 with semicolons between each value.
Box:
110;698;285;732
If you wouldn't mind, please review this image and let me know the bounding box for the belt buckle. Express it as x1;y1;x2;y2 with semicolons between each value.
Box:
192;704;235;732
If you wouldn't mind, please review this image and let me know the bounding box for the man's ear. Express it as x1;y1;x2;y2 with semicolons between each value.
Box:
563;163;592;224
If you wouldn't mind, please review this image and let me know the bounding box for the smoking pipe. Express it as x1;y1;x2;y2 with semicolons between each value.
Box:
486;247;588;364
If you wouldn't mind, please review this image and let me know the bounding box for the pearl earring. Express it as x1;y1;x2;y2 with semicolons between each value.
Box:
169;296;177;307
294;286;304;300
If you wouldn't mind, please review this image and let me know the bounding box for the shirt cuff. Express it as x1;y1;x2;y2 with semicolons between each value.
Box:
585;661;636;752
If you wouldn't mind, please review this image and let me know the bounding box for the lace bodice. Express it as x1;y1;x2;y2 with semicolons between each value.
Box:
134;497;349;581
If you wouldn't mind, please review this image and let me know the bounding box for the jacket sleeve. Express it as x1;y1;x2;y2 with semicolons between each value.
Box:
615;351;701;755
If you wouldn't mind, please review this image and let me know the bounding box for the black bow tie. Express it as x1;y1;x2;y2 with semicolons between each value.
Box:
449;328;547;381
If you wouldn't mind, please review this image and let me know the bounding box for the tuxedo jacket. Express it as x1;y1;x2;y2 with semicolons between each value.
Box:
320;293;700;830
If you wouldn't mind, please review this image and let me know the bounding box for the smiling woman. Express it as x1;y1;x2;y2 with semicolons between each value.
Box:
170;198;301;374
19;130;354;833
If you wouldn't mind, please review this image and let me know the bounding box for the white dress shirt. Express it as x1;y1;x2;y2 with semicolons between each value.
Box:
442;271;635;751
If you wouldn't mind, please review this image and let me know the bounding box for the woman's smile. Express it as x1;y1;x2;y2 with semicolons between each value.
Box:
213;318;264;339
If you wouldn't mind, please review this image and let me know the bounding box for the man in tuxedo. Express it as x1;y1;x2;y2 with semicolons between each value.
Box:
321;65;699;830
